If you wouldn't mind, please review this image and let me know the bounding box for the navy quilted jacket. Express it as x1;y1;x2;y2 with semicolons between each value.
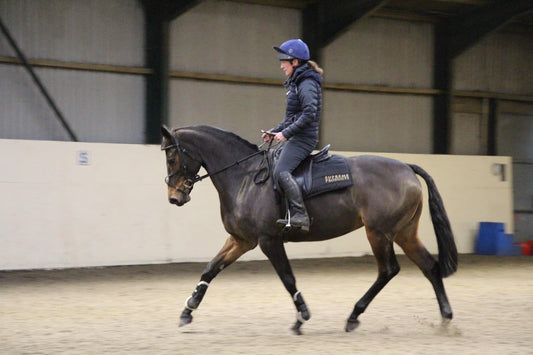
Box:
271;63;323;144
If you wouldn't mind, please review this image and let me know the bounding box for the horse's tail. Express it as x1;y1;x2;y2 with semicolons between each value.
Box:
409;164;458;278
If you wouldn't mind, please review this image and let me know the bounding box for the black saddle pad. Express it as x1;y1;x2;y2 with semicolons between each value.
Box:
294;153;353;199
273;144;353;199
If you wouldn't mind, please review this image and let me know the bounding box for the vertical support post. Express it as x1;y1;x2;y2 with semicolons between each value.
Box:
487;98;498;156
143;6;170;144
302;3;324;146
302;3;323;65
432;23;454;154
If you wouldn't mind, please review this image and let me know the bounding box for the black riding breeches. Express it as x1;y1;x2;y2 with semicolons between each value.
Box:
273;139;315;184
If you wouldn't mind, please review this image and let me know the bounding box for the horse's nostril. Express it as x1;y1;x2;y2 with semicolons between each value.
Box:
169;197;179;205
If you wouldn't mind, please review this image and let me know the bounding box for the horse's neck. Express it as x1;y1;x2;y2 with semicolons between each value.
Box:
185;130;258;197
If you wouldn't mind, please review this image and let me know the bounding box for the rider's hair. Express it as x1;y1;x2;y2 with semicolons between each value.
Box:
307;60;324;75
292;59;324;76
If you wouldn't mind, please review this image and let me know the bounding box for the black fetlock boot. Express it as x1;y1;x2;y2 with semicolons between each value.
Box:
276;171;310;232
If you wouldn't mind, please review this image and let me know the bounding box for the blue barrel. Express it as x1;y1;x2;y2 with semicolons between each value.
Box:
496;234;520;255
475;222;505;255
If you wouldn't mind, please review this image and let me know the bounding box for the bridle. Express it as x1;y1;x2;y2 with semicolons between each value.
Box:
162;134;203;197
162;132;273;198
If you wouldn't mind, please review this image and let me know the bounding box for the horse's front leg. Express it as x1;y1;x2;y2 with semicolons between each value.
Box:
259;236;310;335
180;235;256;327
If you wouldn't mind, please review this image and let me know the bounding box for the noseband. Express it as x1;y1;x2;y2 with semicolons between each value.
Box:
162;134;202;198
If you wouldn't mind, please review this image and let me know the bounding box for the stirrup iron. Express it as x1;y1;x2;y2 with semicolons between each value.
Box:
283;201;292;231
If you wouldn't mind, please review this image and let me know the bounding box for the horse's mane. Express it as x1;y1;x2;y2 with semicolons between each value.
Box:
176;125;259;152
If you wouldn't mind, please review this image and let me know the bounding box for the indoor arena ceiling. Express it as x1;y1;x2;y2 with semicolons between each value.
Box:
229;0;533;30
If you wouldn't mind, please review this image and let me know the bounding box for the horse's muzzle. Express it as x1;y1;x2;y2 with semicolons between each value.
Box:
169;195;190;206
168;189;191;206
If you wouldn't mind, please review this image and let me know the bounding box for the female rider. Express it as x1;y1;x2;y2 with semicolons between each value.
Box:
262;39;324;232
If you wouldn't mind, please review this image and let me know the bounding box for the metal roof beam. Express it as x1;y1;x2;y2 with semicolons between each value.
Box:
140;0;200;21
305;0;391;50
448;0;533;57
303;0;391;64
324;0;392;46
165;0;202;20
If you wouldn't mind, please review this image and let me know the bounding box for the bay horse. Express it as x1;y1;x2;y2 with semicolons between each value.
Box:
161;125;457;334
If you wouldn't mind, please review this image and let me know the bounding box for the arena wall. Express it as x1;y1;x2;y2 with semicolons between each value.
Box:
0;139;512;270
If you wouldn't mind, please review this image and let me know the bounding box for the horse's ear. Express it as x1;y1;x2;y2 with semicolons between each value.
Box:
161;125;173;140
161;125;174;150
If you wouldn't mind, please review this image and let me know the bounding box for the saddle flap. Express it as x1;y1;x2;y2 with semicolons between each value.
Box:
293;144;331;189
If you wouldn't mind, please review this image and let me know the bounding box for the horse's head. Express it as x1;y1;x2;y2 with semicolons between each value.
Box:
161;126;202;206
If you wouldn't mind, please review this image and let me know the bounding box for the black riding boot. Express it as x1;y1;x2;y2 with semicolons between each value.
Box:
276;171;310;232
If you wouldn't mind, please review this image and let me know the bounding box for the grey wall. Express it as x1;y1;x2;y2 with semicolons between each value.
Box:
452;31;533;156
0;0;145;143
498;111;533;242
1;0;532;153
168;1;299;144
455;31;533;95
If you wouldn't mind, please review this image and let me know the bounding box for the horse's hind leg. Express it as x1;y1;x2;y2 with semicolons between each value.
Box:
179;235;256;327
396;226;453;322
259;236;310;335
346;226;400;332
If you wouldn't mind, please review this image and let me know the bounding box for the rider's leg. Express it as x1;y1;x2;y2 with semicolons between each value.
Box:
273;140;313;232
276;171;310;231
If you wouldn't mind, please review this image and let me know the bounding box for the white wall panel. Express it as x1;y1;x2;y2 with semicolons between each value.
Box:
0;0;144;66
170;0;300;78
455;31;533;95
323;92;432;153
0;139;514;270
324;17;433;88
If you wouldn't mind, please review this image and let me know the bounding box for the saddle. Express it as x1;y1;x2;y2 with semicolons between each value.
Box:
273;144;353;199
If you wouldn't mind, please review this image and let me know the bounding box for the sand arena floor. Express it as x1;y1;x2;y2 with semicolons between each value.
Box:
0;255;532;354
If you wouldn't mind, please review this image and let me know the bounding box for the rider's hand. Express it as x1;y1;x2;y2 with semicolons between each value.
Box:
274;131;286;143
262;130;273;142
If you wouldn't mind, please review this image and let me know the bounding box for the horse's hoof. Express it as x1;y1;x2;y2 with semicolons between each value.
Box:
179;307;194;327
179;314;193;327
441;317;452;327
345;320;360;332
179;317;192;327
291;327;303;336
291;321;303;335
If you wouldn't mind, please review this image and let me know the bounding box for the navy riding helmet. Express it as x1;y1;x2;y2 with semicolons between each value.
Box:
273;39;310;61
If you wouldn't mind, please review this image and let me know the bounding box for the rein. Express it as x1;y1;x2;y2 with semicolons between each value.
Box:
193;149;268;183
162;133;273;194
